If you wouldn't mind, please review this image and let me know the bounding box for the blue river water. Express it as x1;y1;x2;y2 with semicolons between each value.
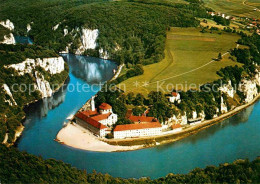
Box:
17;54;260;179
14;36;33;44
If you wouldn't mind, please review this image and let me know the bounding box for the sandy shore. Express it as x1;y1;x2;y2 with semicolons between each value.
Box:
57;94;259;152
56;123;142;152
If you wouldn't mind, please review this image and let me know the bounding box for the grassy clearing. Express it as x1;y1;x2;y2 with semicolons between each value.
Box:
204;0;260;19
118;27;242;95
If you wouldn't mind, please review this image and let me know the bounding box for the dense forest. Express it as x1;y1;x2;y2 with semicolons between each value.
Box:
0;144;260;183
0;0;210;65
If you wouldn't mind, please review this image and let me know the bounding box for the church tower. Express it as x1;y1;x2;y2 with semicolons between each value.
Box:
91;96;95;111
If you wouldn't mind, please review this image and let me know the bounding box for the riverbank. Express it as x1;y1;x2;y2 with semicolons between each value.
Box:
12;73;70;146
57;93;259;152
56;122;142;152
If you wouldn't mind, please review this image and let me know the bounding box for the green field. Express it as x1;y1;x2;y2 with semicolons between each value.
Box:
204;0;260;18
118;27;242;95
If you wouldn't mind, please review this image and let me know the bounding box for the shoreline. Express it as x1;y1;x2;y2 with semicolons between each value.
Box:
57;93;260;152
12;73;70;146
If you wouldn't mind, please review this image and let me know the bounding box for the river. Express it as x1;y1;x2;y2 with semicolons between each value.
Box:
17;54;260;179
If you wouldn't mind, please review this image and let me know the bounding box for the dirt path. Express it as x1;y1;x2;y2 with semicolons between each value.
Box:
242;0;259;11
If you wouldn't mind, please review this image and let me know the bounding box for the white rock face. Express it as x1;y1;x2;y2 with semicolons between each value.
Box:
219;80;235;98
115;43;121;51
2;84;17;106
4;57;65;99
27;24;31;32
53;23;60;31
34;72;53;98
239;79;258;103
180;113;188;125
99;48;109;60
255;73;260;86
199;111;205;121
220;96;228;113
0;33;15;44
76;28;99;55
192;111;197;119
64;28;68;36
7;57;65;75
0;19;14;30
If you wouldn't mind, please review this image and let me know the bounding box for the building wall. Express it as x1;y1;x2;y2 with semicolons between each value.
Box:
99;113;118;127
75;117;107;138
100;109;112;114
114;127;162;139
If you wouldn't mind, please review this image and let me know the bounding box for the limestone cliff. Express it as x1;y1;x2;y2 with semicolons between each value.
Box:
238;79;258;103
6;57;65;76
76;28;99;55
0;33;15;45
2;84;17;106
0;19;14;31
5;57;65;98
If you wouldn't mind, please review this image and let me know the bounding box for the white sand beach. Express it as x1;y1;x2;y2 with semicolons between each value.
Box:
56;123;142;152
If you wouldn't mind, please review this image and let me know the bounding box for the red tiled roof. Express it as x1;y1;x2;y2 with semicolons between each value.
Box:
91;113;111;121
81;109;98;117
129;116;158;123
171;92;179;97
114;122;162;132
99;103;112;110
75;112;107;130
172;124;182;129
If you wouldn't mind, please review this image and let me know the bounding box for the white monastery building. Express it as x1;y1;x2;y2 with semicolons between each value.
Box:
75;97;117;137
114;122;162;139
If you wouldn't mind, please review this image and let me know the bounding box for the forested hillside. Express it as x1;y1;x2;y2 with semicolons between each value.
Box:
0;144;260;183
0;44;69;144
0;0;210;65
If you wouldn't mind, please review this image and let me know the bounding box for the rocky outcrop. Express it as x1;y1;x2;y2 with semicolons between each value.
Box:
6;57;65;75
0;33;15;44
239;78;258;103
2;84;17;106
99;48;109;60
219;80;235;98
76;28;99;55
192;111;197;119
35;71;53;98
64;28;69;36
53;23;60;31
27;24;31;32
199;111;205;121
0;19;14;30
220;96;228;113
5;57;65;98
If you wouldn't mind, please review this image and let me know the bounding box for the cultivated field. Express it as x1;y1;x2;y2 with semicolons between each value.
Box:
119;27;242;95
203;0;260;19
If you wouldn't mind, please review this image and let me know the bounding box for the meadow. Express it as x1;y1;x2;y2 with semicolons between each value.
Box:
119;27;242;95
203;0;260;19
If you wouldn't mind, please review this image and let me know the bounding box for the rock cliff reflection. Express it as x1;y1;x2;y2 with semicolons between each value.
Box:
62;54;117;84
